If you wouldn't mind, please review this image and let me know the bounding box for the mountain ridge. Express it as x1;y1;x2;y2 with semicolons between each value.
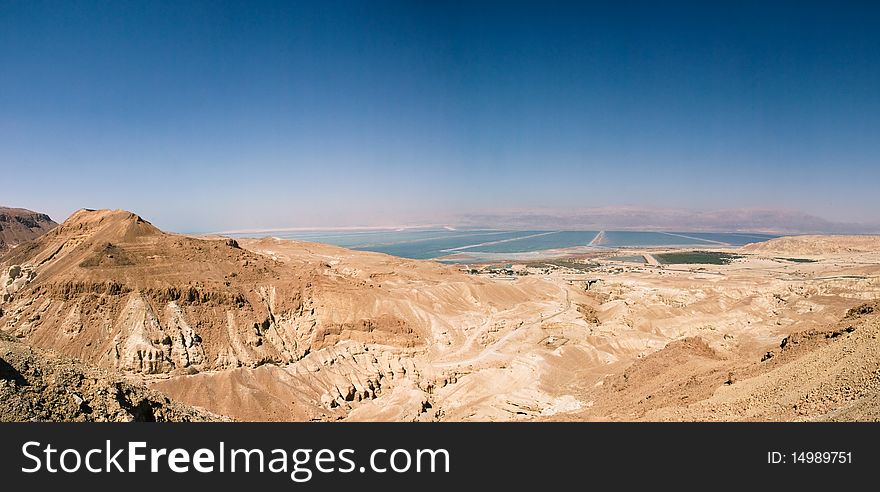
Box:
452;207;878;234
0;206;58;255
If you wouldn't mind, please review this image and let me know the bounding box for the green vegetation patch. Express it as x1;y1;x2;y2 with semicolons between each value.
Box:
654;251;742;265
521;259;597;272
776;257;817;263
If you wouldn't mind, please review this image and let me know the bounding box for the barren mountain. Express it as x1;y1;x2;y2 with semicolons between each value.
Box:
742;235;880;255
0;206;57;255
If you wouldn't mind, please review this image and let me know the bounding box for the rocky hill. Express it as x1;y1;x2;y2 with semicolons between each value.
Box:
742;235;880;255
571;302;880;421
0;206;57;255
0;331;221;422
0;209;359;374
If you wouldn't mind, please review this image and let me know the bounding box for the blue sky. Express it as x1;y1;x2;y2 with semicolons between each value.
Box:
1;1;878;232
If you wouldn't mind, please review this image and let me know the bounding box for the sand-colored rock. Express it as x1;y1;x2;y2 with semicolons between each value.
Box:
0;206;57;256
564;302;880;421
0;331;221;422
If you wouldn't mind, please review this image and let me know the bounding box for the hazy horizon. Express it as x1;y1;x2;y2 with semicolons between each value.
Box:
2;1;879;232
4;203;875;236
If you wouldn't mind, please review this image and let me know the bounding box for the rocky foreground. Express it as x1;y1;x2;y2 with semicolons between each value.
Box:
0;331;220;422
557;302;880;421
2;208;880;422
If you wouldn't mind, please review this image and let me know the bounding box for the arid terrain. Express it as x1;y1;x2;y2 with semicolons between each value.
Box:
0;206;58;255
0;330;220;422
2;209;879;421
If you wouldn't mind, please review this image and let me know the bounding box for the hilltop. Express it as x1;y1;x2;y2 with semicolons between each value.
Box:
0;331;221;422
743;235;880;255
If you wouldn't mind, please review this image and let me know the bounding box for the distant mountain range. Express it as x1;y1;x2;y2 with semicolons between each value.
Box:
3;205;877;246
452;207;879;234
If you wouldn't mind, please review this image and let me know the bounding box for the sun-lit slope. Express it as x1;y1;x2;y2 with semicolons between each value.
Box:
238;237;564;356
149;237;581;421
742;235;880;255
3;209;517;374
1;209;331;373
0;331;221;422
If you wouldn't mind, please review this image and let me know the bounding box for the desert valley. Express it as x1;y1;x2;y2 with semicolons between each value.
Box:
2;206;879;422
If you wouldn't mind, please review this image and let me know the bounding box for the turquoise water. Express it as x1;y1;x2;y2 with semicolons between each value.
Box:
352;230;550;259
457;231;600;253
229;229;778;261
600;231;705;247
668;232;777;246
597;231;773;247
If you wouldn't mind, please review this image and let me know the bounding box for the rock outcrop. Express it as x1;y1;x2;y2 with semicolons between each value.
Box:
0;331;221;422
0;206;57;255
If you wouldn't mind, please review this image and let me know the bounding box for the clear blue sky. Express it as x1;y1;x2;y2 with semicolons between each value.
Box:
1;1;878;232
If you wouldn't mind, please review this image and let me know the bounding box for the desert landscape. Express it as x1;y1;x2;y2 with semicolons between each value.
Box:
4;5;880;489
2;207;878;422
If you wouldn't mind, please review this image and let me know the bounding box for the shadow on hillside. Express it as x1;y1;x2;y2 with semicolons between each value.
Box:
0;357;29;386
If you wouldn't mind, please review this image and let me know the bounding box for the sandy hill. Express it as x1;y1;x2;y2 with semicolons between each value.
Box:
742;235;880;255
0;206;57;255
569;302;880;421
